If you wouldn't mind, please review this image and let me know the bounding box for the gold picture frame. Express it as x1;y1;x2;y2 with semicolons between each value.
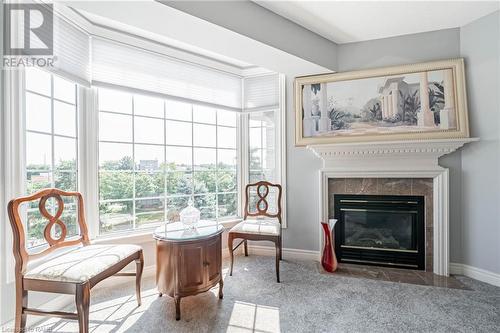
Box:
294;58;470;146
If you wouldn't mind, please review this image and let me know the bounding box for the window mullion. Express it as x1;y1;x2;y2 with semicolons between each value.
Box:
132;96;136;230
50;74;55;189
215;110;219;220
163;100;168;223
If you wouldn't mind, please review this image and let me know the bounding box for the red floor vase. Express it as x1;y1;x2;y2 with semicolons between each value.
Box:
321;219;338;272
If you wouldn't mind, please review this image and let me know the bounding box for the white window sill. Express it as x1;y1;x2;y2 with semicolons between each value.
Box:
92;218;243;245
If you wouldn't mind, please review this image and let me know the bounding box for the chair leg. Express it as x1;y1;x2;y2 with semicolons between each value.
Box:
228;233;234;276
275;239;280;283
244;240;248;256
135;252;144;306
279;235;283;261
76;282;90;333
14;286;27;333
218;279;224;299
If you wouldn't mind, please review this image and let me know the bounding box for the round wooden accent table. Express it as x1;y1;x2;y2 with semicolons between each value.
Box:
153;220;224;320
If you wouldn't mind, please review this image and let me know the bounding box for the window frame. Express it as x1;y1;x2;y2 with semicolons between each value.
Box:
240;74;287;227
95;88;241;236
22;68;80;247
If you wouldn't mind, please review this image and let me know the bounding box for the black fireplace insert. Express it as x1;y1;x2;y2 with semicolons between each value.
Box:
334;194;425;270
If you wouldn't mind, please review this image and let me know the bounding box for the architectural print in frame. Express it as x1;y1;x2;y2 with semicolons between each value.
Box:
294;58;470;146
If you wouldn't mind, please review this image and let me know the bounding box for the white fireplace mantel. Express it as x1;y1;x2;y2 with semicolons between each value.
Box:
310;138;478;276
308;138;479;171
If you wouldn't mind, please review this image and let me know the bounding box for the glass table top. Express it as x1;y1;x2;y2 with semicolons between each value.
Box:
153;220;224;242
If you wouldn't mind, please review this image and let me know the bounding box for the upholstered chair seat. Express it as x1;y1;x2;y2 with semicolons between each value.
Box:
230;218;280;236
25;244;142;283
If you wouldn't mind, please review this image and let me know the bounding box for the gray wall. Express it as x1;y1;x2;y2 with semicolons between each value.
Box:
160;0;338;70
166;3;500;274
459;11;500;274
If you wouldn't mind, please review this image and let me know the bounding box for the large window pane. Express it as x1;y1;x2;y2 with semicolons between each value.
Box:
167;172;192;196
194;148;216;170
218;171;237;192
27;171;52;194
99;201;133;234
166;146;192;171
54;136;77;170
99;142;133;170
136;198;164;227
217;126;236;149
166;196;190;222
135;144;164;171
26;132;52;170
248;111;277;184
25;68;51;96
99;112;132;142
193;105;216;124
99;88;132;114
54;171;77;192
218;149;237;170
193;123;216;147
194;194;216;219
54;101;77;137
134;116;164;144
166;100;191;121
249;127;261;149
218;193;237;218
217;110;237;127
25;93;51;133
135;172;164;198
166;120;192;146
53;76;76;104
194;171;216;194
134;95;164;118
99;172;133;200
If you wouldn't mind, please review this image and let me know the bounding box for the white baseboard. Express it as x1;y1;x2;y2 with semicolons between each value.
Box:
450;262;500;287
248;245;320;261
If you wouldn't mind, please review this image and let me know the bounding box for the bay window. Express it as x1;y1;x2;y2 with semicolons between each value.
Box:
12;20;285;239
97;88;239;234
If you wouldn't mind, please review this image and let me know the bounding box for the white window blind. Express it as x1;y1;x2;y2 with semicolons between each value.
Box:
243;74;280;112
24;7;90;86
92;38;243;111
52;14;90;86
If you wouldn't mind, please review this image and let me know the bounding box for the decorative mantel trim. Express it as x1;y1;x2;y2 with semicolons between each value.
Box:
308;138;478;171
312;138;477;276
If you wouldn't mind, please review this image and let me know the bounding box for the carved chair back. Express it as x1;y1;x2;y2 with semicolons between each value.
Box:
244;181;282;224
7;188;90;274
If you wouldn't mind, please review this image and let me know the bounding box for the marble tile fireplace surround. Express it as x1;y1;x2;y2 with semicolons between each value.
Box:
309;138;477;276
329;178;432;271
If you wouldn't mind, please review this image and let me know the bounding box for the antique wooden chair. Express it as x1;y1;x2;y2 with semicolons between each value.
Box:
7;188;144;333
228;181;283;282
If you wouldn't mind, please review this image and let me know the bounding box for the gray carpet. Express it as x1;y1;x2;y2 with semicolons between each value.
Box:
33;256;500;332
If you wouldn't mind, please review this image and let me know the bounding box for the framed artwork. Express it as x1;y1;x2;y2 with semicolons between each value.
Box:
294;58;469;146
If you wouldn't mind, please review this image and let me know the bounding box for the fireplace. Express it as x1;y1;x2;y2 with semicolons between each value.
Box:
334;194;425;270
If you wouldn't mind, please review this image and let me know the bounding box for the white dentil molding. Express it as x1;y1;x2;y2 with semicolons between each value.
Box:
310;137;477;276
308;138;478;170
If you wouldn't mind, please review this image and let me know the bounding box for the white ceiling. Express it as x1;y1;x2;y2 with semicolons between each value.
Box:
255;1;500;44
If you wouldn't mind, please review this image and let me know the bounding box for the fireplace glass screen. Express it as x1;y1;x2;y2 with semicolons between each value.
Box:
334;194;425;270
344;210;414;251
